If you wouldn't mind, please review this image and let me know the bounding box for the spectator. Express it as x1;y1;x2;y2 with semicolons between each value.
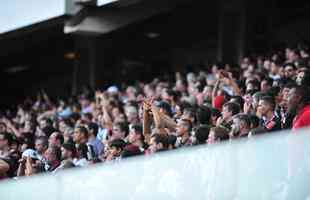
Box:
257;96;282;132
87;123;104;157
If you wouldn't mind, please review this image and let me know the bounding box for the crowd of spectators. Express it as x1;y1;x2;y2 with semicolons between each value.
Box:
1;43;310;180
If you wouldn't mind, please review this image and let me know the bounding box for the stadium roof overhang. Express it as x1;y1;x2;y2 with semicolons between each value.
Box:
64;0;193;35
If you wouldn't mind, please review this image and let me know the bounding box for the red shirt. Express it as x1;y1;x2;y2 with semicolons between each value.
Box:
292;105;310;130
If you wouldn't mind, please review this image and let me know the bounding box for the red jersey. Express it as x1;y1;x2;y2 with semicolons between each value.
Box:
292;105;310;130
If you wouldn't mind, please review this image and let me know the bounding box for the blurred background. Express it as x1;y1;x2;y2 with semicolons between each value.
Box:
1;0;310;109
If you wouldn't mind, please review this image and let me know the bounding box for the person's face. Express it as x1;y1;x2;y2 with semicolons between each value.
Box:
39;120;47;129
108;146;120;157
296;71;305;85
35;140;46;154
260;80;270;92
222;106;232;120
128;129;138;143
0;123;6;133
59;121;67;133
0;134;8;150
49;132;59;146
112;125;124;140
73;128;83;144
112;107;121;119
284;66;295;78
203;86;213;100
287;88;300;109
257;100;270;116
44;148;56;162
281;87;291;104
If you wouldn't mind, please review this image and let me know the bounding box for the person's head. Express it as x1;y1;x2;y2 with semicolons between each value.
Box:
125;106;139;124
87;122;99;138
167;135;177;150
246;79;260;94
0;122;7;133
287;85;310;110
202;85;213;103
76;144;88;159
157;101;172;117
229;96;244;109
296;69;310;86
194;125;210;145
248;114;260;129
283;63;296;79
44;145;62;163
39;118;53;130
149;134;169;153
222;102;240;120
20;132;35;152
260;77;273;92
49;132;64;147
128;124;144;144
176;119;192;137
270;60;282;74
35;136;48;155
207;127;229;144
257;96;276;117
0;132;12;150
231;114;252;136
61;143;76;160
112;122;129;140
73;126;88;144
182;107;196;123
196;105;211;125
108;139;126;158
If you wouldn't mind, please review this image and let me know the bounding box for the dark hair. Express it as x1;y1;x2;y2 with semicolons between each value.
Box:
130;123;144;142
299;69;310;86
76;126;89;139
261;77;273;87
230;96;244;109
50;145;62;161
76;144;88;159
0;132;13;146
36;136;48;148
42;126;56;138
283;62;297;70
110;139;126;151
22;132;35;149
293;85;310;104
157;101;172;117
234;114;251;129
62;143;76;157
88;123;99;137
167;135;177;148
248;114;260;129
260;96;276;110
55;132;64;145
196;105;211;125
223;102;240;116
151;134;169;149
194;125;210;144
210;127;229;141
114;122;129;137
